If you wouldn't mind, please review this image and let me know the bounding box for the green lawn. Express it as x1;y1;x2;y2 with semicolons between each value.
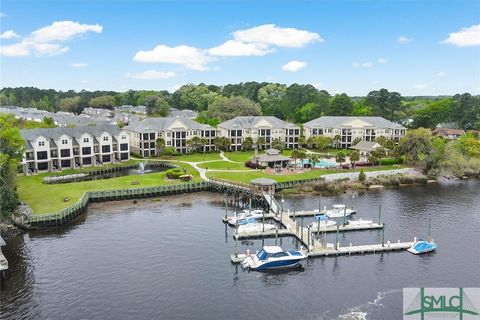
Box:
17;162;200;215
197;161;253;170
206;165;408;184
223;150;294;162
159;152;222;162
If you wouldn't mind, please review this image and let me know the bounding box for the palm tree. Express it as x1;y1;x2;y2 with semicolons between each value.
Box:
256;137;266;151
333;134;342;149
291;149;300;168
272;138;284;151
155;138;165;156
335;151;346;166
309;154;319;168
241;137;253;151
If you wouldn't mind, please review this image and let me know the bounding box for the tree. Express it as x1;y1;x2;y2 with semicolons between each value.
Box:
327;93;354;116
312;136;332;155
206;96;261;121
359;169;366;181
88;95;115;110
155;138;165;156
335;151;346;165
60;96;82;113
186;136;203;153
271;138;284;151
291;149;300;167
256;137;266;150
365;88;403;121
412;99;456;129
399;128;433;164
456;133;480;161
171;84;216;111
0;114;25;221
333;135;342;149
213;136;231;151
257;83;287;118
350;150;360;168
309;153;319;167
367;152;379;166
241;137;253;151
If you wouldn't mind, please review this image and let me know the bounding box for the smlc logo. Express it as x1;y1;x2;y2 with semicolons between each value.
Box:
404;288;480;319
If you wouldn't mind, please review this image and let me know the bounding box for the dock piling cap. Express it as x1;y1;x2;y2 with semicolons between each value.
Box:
250;177;277;186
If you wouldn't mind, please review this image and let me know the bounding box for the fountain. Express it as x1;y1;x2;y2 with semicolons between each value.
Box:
137;161;148;174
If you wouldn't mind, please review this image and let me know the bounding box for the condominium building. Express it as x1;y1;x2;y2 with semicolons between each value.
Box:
123;117;216;156
217;116;300;151
303;116;406;148
20;125;130;174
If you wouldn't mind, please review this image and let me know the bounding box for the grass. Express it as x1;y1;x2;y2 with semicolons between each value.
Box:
223;149;295;162
206;164;408;184
17;162;200;215
47;159;140;176
197;161;253;170
159;152;222;162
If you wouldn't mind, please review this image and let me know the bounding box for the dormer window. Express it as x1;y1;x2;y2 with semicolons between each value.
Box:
62;139;68;145
39;141;45;146
103;136;108;141
84;137;89;143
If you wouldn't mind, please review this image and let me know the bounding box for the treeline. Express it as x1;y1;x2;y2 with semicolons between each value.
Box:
1;84;479;129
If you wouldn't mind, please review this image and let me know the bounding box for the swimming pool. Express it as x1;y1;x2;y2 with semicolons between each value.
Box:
301;159;337;168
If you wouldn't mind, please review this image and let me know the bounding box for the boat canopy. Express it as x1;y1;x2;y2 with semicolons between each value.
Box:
333;205;345;209
263;246;283;254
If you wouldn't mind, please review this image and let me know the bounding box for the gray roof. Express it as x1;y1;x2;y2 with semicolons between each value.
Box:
304;116;405;129
350;141;381;152
169;108;198;118
257;154;291;162
123;117;213;132
218;116;298;130
20;125;123;143
250;177;277;185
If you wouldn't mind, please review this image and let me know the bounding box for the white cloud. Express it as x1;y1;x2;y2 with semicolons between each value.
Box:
414;84;428;90
70;62;88;68
436;71;447;77
233;24;322;48
0;30;20;39
126;70;175;80
397;36;413;44
168;83;185;93
378;58;387;64
133;44;211;71
353;61;373;68
442;24;480;47
282;60;307;72
0;21;102;57
312;82;322;89
208;40;274;57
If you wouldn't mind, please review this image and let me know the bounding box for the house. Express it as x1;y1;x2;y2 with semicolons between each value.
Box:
168;108;198;118
349;141;387;161
304;116;406;149
20;125;130;174
433;127;465;139
217;116;300;151
123;117;216;156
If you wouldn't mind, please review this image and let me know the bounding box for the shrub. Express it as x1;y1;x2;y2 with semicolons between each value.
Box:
161;147;180;156
414;175;428;184
245;160;261;169
398;175;415;184
166;168;183;179
359;170;366;182
379;158;400;165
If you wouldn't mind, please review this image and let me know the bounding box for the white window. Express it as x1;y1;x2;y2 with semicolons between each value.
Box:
167;132;171;137
84;137;89;143
121;135;126;140
167;141;171;146
39;141;45;146
103;136;108;141
62;139;68;145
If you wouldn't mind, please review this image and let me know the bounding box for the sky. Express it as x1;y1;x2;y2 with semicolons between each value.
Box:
0;0;479;96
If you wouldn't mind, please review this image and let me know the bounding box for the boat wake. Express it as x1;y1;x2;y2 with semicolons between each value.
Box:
336;289;400;320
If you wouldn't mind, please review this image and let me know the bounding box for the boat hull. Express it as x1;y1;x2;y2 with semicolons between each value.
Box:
253;258;304;270
407;241;438;254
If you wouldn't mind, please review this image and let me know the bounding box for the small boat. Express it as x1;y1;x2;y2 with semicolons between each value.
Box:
407;239;437;254
408;220;437;254
241;246;307;271
347;219;373;226
237;223;277;233
309;214;337;229
320;205;356;218
227;209;264;225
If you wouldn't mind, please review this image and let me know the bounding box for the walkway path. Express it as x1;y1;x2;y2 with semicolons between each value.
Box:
320;167;418;181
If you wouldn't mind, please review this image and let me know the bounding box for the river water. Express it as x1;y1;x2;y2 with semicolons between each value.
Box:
1;180;479;320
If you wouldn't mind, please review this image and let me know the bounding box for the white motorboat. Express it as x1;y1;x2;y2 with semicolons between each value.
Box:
241;246;307;270
308;214;337;229
347;219;373;226
408;239;438;254
237;223;277;233
320;205;356;218
227;209;264;225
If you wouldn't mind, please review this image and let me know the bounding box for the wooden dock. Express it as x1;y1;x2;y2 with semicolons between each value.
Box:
230;241;414;263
